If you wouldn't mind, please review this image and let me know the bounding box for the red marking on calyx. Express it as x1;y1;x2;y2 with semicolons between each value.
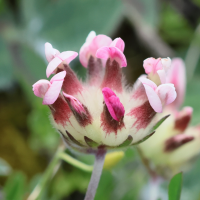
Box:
174;115;191;132
62;64;83;95
101;59;122;93
50;95;72;126
127;101;156;130
87;56;103;85
100;104;125;135
164;134;194;152
64;96;93;127
132;85;147;100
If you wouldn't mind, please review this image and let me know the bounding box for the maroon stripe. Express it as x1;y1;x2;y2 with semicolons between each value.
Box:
101;59;122;93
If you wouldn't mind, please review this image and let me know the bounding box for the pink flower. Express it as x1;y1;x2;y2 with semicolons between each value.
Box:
45;42;78;78
139;77;177;113
79;31;112;68
139;58;200;178
102;87;125;121
96;37;127;67
168;58;186;108
143;57;171;85
32;71;66;105
33;32;177;152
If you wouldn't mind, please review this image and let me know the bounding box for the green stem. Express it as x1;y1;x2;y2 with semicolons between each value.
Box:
59;152;93;172
27;146;64;200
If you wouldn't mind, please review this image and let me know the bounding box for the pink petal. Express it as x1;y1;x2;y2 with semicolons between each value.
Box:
92;35;112;52
109;47;127;67
45;42;60;62
79;43;90;68
157;69;166;84
156;84;177;105
102;87;125;121
168;58;186;108
143;57;162;74
139;77;157;90
43;80;63;105
110;38;125;52
46;57;62;78
32;80;51;98
63;92;85;114
161;57;171;72
58;51;78;64
96;47;127;67
79;33;112;68
50;71;66;84
96;46;110;60
86;31;96;43
141;84;163;113
133;74;147;90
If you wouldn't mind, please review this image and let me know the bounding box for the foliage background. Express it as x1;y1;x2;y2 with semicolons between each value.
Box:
0;0;200;199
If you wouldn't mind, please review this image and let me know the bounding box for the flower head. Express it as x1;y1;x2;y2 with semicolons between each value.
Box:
32;32;177;153
139;58;200;178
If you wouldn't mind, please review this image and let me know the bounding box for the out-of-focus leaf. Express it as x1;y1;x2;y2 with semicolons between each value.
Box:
20;44;46;81
168;172;182;200
129;0;159;27
21;0;123;52
183;77;200;125
4;172;26;200
0;37;14;90
50;168;90;200
159;4;193;48
0;158;12;176
28;99;60;152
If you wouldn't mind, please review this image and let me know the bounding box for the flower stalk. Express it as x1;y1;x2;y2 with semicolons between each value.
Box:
84;149;107;200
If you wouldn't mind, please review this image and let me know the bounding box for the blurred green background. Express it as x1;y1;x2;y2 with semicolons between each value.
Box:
1;0;200;199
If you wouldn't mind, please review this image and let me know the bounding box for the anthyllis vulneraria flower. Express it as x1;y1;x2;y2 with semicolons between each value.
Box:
139;58;200;178
32;31;177;152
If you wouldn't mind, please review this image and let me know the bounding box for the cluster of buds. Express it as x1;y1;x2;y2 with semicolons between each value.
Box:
139;58;200;178
32;31;177;153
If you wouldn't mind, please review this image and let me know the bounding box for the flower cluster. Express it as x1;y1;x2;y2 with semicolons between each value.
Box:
32;31;177;152
139;58;200;178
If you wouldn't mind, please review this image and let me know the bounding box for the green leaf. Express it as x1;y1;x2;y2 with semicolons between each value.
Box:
168;172;183;200
4;172;26;200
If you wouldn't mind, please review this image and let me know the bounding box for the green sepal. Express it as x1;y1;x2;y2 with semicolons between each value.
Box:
84;136;99;147
66;131;84;147
118;135;133;147
132;131;155;145
151;114;170;132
